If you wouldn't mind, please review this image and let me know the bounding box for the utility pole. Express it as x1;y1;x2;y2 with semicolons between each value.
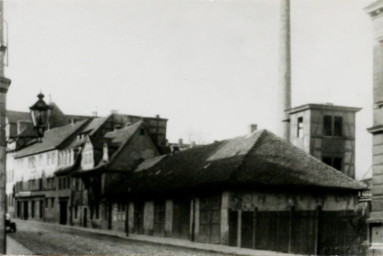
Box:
279;0;291;141
0;0;11;253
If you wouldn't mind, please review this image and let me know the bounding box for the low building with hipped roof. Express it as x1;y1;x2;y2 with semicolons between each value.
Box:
106;129;366;255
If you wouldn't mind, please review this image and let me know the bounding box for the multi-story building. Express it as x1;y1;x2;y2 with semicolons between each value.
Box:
365;0;383;252
288;103;361;178
6;94;168;223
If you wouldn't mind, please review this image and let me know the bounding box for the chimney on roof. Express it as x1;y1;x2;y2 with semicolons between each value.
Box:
178;138;183;147
249;124;258;134
156;114;160;119
92;111;97;117
111;110;118;114
191;141;196;148
102;142;109;162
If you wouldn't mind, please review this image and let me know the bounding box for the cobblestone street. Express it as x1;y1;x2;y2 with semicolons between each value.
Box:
8;221;225;255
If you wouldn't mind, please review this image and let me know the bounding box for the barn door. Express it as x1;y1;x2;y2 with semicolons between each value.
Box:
134;202;144;234
173;199;191;239
228;210;238;246
199;196;221;244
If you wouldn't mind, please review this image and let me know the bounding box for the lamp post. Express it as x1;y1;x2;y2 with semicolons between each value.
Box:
29;93;52;138
0;0;10;254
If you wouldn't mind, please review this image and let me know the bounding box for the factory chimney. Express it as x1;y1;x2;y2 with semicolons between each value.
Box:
279;0;292;141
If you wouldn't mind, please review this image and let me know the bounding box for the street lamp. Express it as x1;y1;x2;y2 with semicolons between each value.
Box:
29;93;51;138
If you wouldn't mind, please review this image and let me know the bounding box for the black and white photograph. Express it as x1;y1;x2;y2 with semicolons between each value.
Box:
0;0;380;255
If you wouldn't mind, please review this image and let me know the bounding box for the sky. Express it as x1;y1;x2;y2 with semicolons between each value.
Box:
3;0;375;179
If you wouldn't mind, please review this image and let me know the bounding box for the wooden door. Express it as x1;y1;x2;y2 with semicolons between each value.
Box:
199;196;221;244
173;199;191;239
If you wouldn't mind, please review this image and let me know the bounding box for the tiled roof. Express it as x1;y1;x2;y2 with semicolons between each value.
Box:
104;121;143;146
124;130;365;194
14;120;89;158
83;117;108;135
7;110;31;124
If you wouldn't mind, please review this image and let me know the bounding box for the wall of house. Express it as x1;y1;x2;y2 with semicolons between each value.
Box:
111;202;127;232
125;189;358;252
81;138;94;170
368;8;383;248
310;109;356;178
225;190;360;255
370;133;383;222
290;106;357;178
289;109;311;154
228;190;358;212
44;189;59;223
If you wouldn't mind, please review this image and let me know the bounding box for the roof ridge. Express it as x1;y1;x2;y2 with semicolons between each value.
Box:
89;113;113;136
103;120;143;168
229;129;267;181
57;118;93;149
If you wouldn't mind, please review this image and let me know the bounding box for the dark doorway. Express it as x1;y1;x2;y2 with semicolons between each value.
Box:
40;200;44;219
134;202;144;234
241;211;254;249
17;201;21;218
228;210;238;247
59;200;68;225
173;199;191;239
199;196;221;244
23;201;28;220
83;208;88;227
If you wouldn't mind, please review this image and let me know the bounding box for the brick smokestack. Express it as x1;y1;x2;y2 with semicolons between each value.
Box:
279;0;291;141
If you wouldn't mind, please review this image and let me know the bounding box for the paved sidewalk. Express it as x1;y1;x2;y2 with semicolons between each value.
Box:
15;219;301;256
7;235;33;255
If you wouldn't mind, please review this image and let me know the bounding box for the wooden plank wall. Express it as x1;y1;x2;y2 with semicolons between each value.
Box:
229;209;366;255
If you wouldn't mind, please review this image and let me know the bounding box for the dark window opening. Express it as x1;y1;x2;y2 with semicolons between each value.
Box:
323;157;332;166
323;116;332;136
31;201;35;218
333;157;342;170
323;115;343;137
322;156;343;171
140;128;145;136
334;116;343;137
75;205;78;219
297;117;304;138
40;200;44;218
95;204;99;219
154;200;166;235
